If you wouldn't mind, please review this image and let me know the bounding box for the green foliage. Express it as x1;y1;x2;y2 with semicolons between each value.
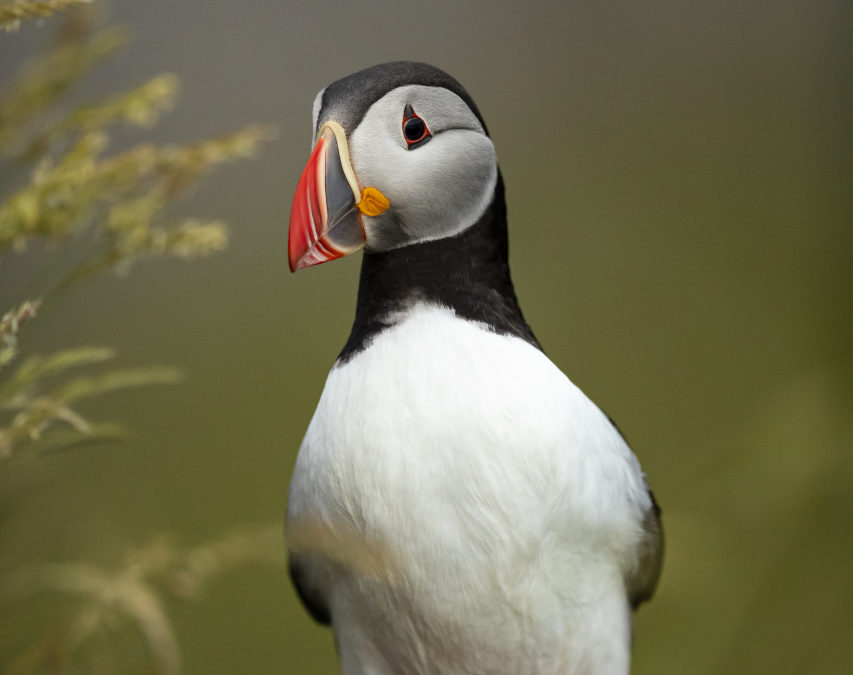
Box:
0;5;272;458
0;6;282;672
0;300;40;369
0;346;183;459
0;19;125;150
1;525;283;674
0;0;92;32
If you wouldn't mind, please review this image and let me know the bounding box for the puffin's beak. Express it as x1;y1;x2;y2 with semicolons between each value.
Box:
288;121;390;272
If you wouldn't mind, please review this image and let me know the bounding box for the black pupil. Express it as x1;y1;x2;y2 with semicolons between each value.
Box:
404;116;426;142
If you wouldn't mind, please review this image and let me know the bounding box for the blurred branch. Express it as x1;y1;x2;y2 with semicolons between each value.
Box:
0;0;93;32
17;73;179;163
0;124;274;284
2;346;114;393
1;525;284;674
0;11;275;459
0;299;40;370
1;8;282;673
0;349;182;460
0;25;126;156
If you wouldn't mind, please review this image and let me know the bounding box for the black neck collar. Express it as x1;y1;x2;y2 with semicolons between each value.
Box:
337;173;540;363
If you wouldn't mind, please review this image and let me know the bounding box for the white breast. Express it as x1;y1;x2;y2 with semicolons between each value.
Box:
287;303;651;675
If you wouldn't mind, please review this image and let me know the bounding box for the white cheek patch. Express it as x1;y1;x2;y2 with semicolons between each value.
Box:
348;86;497;251
392;132;496;240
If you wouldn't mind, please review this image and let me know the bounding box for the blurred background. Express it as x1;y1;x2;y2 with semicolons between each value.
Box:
1;0;850;673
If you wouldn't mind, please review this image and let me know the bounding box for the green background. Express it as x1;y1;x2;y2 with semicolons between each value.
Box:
2;1;851;672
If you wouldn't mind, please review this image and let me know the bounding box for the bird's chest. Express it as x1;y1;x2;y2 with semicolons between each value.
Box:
288;306;643;582
287;306;645;673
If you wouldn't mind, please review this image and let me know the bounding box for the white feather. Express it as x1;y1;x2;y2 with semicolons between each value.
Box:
287;303;651;675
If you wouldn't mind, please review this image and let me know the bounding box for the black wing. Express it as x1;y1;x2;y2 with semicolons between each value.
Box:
627;489;664;609
289;555;331;625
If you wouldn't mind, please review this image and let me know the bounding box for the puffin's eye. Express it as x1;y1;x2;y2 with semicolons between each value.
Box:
402;104;431;149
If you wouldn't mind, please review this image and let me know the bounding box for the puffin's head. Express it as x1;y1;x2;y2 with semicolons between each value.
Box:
288;62;497;271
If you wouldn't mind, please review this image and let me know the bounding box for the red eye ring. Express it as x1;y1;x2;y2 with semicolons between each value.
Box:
402;104;431;149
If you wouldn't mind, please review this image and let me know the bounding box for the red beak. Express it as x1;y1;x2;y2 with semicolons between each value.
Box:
288;123;367;272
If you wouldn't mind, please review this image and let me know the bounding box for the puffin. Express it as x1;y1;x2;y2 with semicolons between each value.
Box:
285;62;662;675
